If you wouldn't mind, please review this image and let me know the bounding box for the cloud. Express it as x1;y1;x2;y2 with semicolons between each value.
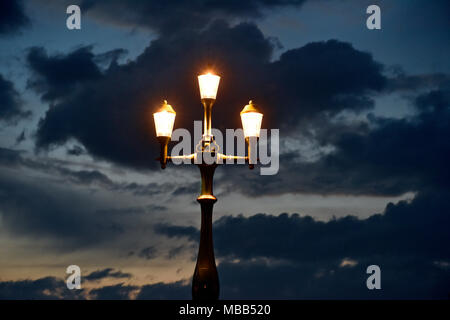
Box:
23;18;449;200
152;190;450;298
0;147;177;250
0;73;31;123
29;20;386;171
89;283;138;300
0;277;84;299
385;70;450;93
0;0;30;35
218;192;449;262
154;223;198;242
0;148;133;246
167;245;192;260
26;46;102;102
1;256;447;299
0;146;182;198
270;40;385;126
220;86;450;197
216;256;450;299
136;280;190;299
0;169;125;246
138;246;157;260
156;190;450;263
2;186;449;301
15;129;26;145
0;276;188;300
78;0;307;34
0;147;23;166
66;145;85;156
0;147;115;188
85;268;132;281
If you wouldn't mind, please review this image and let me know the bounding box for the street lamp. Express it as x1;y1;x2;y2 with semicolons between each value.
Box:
153;100;176;169
153;72;263;300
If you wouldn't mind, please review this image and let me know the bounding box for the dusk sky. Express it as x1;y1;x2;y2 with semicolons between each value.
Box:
0;0;449;299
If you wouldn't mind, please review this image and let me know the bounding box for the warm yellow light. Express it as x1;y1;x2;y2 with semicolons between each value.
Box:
240;100;263;138
153;100;176;137
198;73;220;99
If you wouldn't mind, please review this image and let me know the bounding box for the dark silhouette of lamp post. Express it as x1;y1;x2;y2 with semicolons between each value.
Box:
153;72;263;300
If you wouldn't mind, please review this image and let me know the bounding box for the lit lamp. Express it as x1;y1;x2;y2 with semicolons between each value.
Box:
198;73;220;141
153;100;176;168
198;73;220;100
241;100;263;169
153;72;265;301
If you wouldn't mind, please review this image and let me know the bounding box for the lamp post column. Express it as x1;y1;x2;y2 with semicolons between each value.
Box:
192;163;219;300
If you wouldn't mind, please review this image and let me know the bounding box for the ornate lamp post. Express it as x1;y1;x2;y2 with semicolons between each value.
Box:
153;72;263;300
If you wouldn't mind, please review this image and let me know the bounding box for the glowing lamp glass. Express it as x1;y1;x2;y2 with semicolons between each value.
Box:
153;111;176;137
241;112;263;138
198;73;220;99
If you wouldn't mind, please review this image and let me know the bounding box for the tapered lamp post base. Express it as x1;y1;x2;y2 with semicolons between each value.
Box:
192;164;219;301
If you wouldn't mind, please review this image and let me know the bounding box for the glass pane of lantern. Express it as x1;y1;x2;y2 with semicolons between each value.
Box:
198;73;220;99
241;112;263;138
153;111;176;137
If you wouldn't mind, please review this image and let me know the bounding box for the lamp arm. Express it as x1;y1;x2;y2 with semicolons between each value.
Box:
167;153;196;161
156;153;197;166
217;153;257;170
217;153;247;161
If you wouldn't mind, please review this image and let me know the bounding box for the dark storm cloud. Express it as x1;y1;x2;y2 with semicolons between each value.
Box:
136;280;190;299
58;167;113;186
0;277;84;299
0;147;181;199
0;147;115;188
29;19;386;170
95;204;167;216
0;277;187;300
15;129;26;145
0;147;180;247
154;223;199;242
80;0;307;34
92;48;128;67
48;168;173;198
216;256;450;299
26;46;102;102
85;268;132;281
0;170;125;246
154;190;450;263
0;74;30;123
89;283;138;300
66;145;85;156
415;88;450;113
270;40;385;126
138;246;157;260
0;149;128;246
171;182;200;196
3;189;447;299
2;256;447;299
150;190;450;298
221;86;450;197
24;17;449;199
0;0;30;35
25;46;126;104
386;70;450;93
167;245;190;260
